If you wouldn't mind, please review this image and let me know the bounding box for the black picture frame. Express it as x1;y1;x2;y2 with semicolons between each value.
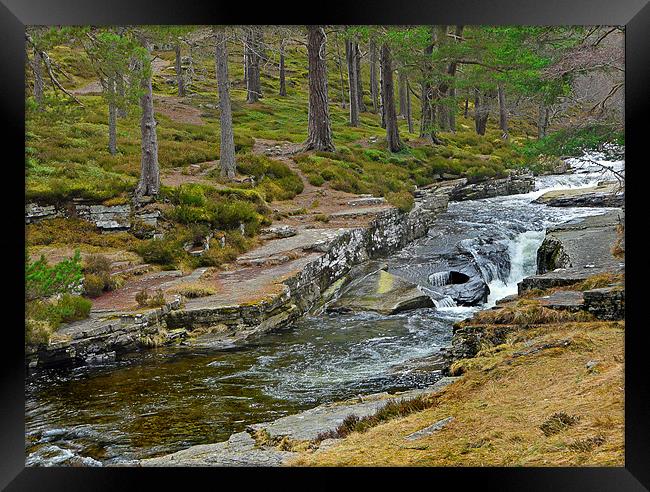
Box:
1;0;647;489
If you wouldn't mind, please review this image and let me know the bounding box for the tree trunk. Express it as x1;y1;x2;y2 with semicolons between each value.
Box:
379;60;386;128
464;97;469;118
32;48;44;107
449;86;457;131
115;74;127;117
537;103;550;139
369;39;378;113
335;34;346;108
215;28;237;180
474;89;489;136
108;102;117;154
345;39;360;126
135;49;160;198
245;27;261;103
303;26;335;152
187;43;194;90
406;79;413;133
398;71;407;118
498;82;508;140
279;40;287;96
355;42;366;113
380;44;402;153
175;42;185;97
420;27;443;144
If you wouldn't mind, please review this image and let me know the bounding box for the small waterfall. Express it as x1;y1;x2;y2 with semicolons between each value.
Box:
428;271;450;286
433;296;456;308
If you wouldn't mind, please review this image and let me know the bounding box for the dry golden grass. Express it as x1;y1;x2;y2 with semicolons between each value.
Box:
289;319;624;467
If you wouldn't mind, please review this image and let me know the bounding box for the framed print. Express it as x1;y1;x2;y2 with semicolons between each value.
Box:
1;0;648;489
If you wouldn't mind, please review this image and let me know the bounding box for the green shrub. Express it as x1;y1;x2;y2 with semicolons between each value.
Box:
83;273;107;298
25;294;91;344
136;239;181;266
308;174;325;186
386;191;415;212
25;250;83;301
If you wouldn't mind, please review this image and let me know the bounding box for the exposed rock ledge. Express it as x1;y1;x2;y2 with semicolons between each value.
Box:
139;376;460;467
534;181;624;208
26;188;449;369
420;173;534;202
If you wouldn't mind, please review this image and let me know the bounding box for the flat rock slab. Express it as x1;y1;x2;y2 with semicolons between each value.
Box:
405;417;454;441
535;290;584;311
535;182;623;207
141;432;294;467
237;228;349;264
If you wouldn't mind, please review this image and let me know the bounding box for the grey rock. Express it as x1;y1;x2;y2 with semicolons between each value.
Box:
405;417;454;441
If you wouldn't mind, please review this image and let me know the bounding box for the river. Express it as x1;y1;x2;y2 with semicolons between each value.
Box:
25;152;624;466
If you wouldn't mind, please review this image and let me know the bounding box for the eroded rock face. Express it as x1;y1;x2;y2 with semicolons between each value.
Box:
534;181;624;208
448;174;535;201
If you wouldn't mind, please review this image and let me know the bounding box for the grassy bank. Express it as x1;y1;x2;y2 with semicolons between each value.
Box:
290;284;624;466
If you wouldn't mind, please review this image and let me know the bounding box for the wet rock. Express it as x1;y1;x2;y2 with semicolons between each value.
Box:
448;174;534;201
535;290;584;312
327;270;434;315
534;181;623;207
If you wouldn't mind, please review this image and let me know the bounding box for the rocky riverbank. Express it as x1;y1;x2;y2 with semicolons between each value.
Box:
25;174;536;370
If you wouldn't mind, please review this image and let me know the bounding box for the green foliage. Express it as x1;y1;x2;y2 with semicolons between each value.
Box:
83;254;118;297
386;191;415;212
518;124;624;159
235;153;304;201
136;238;182;266
25;250;84;301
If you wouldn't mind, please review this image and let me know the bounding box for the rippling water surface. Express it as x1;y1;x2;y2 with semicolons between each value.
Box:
25;154;623;466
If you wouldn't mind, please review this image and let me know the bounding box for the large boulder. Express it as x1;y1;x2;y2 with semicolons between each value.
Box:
327;270;434;315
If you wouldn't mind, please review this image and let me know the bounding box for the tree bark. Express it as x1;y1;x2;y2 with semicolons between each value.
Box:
303;26;335;152
537;103;550;139
464;96;469;118
355;42;366;112
215;28;237;180
380;43;403;153
420;27;443;144
279;40;287;96
379;60;386;128
335;33;346;108
345;38;360;126
135;46;160;198
474;89;489;136
175;42;185;97
406;78;413;133
369;39;379;113
449;86;457;131
245;27;261;103
497;81;508;140
108;76;117;155
32;48;44;107
115;74;127;117
398;70;407;118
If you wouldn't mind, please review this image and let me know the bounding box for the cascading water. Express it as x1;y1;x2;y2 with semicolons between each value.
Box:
25;152;623;466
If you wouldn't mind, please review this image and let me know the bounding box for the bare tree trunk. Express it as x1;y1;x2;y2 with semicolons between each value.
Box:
398;71;407;118
420;27;443;144
369;39;378;113
346;39;360;126
498;81;508;140
303;26;335;152
279;39;287;96
355;42;366;113
537;103;550;139
379;60;386;128
474;89;489;136
115;74;127;117
108;81;117;155
380;44;403;153
32;48;44;107
334;33;346;108
438;102;449;131
464;96;469;118
245;27;261;103
406;78;413;133
187;43;195;90
175;42;185;97
449;86;457;131
215;28;237;180
135;48;160;198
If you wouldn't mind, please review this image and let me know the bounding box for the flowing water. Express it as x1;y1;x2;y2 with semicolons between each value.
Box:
25;153;624;466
